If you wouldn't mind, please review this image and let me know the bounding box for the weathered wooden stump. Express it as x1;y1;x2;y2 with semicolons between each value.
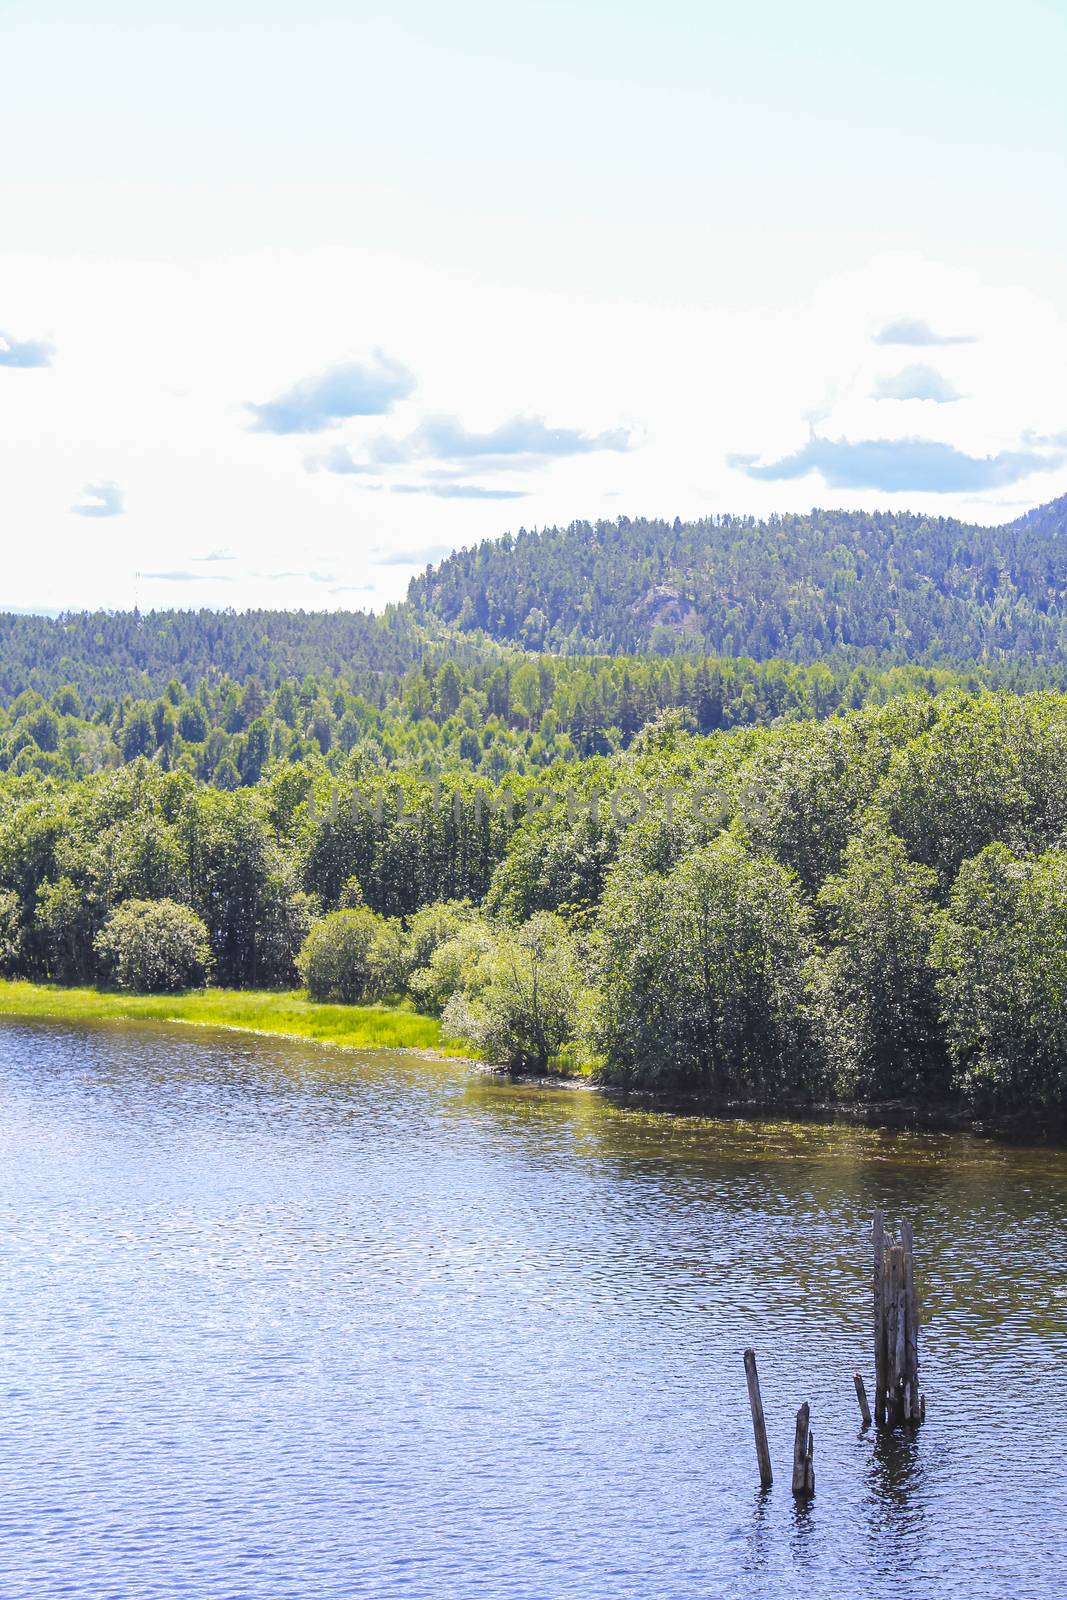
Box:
872;1209;922;1428
791;1402;815;1497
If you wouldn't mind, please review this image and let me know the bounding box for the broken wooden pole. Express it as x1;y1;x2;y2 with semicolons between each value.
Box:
791;1403;815;1498
743;1348;773;1488
889;1243;907;1425
854;1372;872;1428
873;1213;923;1429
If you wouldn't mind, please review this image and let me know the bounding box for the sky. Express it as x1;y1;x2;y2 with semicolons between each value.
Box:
2;0;1066;615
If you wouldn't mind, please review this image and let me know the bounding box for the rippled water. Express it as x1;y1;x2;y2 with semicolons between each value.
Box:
1;1018;1066;1599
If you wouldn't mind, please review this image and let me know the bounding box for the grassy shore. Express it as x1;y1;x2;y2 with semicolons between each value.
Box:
0;979;465;1056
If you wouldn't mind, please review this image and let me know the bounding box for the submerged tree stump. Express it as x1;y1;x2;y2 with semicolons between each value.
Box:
872;1210;923;1428
791;1403;815;1497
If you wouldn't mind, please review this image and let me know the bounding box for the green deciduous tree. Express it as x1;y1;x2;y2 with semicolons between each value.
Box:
933;843;1067;1115
879;693;1067;889
590;834;824;1098
183;790;307;986
0;887;22;975
815;821;947;1099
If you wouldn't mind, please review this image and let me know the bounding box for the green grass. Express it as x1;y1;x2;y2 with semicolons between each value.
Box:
0;979;467;1056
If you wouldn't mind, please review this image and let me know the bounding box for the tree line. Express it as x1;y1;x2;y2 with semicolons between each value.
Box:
0;604;449;703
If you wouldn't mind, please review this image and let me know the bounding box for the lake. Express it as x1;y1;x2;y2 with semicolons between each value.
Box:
2;1017;1066;1599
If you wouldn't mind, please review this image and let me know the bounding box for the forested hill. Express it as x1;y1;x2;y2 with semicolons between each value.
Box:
6;492;1067;706
407;495;1067;661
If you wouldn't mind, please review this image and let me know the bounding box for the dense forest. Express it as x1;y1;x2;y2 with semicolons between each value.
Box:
408;496;1067;660
0;652;1029;786
1;690;1065;1124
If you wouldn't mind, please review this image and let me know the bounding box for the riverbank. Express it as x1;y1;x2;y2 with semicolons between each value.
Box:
0;980;468;1057
1;979;1057;1139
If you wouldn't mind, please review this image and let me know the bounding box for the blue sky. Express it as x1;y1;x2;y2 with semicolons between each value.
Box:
2;0;1066;611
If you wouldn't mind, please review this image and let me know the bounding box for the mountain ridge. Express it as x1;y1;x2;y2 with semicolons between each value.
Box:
407;493;1067;660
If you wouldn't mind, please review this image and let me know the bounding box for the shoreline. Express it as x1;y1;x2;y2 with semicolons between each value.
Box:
0;980;1057;1143
0;979;468;1059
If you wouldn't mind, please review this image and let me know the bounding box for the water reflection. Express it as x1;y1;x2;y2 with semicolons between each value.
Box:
788;1492;817;1565
867;1425;926;1512
741;1486;774;1585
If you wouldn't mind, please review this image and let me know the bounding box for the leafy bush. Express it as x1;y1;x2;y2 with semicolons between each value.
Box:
296;907;402;1003
441;913;583;1073
365;917;409;997
94;898;213;993
401;900;476;983
408;921;495;1016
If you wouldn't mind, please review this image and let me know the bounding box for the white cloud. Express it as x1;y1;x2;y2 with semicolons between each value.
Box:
0;328;53;368
871;364;961;403
71;481;124;517
873;317;975;347
737;436;1065;493
247;354;414;434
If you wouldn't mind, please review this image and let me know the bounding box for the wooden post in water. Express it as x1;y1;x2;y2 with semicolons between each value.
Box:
853;1372;872;1428
791;1403;815;1498
872;1214;923;1428
744;1348;773;1488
